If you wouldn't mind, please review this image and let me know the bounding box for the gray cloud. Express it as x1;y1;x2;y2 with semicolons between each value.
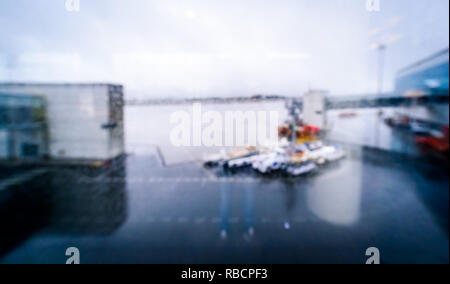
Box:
0;0;448;98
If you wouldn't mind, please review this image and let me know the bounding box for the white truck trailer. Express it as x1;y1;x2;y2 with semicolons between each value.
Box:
0;83;124;161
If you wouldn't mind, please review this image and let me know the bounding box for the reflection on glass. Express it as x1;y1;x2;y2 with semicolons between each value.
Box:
219;181;255;240
219;181;231;239
307;157;362;226
243;186;255;238
0;159;128;257
282;179;298;230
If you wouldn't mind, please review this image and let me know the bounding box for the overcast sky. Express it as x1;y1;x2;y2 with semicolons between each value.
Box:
0;0;448;98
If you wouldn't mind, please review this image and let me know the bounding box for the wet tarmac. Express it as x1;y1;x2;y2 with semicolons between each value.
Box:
0;146;448;264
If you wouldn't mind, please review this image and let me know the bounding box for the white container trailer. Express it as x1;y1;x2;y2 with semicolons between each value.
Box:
0;83;124;161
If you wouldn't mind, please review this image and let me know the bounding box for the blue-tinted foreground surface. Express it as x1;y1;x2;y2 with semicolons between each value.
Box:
0;146;448;264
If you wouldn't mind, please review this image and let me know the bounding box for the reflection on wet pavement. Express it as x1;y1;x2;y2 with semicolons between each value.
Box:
0;146;448;264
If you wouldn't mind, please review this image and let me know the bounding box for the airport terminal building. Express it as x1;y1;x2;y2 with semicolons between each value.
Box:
395;48;449;124
0;83;125;162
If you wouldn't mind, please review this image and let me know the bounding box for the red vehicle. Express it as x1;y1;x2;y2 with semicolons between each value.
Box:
416;126;449;155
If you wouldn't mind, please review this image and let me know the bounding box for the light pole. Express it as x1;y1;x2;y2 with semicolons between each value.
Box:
375;44;386;148
377;44;386;95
